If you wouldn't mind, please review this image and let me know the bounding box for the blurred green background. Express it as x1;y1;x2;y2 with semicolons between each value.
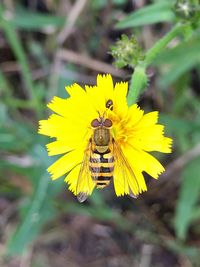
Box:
0;0;200;266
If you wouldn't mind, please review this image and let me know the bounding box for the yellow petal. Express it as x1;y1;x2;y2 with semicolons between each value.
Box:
113;82;128;117
127;104;144;126
125;145;165;179
65;164;81;194
66;84;97;124
85;85;105;116
113;163;147;196
65;83;85;97
47;96;68;117
97;74;114;101
131;166;147;192
38;114;87;142
141;150;165;178
161;137;173;153
48;147;84;180
134;111;158;128
130;124;172;153
38;115;69;138
133;137;172;153
46;140;74;156
113;161;129;196
113;145;147;197
65;164;95;196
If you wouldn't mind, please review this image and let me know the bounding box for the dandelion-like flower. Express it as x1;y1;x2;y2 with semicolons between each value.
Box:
38;74;172;202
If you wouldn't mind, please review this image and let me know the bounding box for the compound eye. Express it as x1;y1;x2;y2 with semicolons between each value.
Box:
104;119;112;128
91;119;101;128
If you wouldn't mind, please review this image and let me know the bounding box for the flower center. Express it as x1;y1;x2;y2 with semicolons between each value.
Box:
108;111;131;146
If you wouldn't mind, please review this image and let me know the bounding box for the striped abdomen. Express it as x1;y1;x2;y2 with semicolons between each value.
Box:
89;148;114;189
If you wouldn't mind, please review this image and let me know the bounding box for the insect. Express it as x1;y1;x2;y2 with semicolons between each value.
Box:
76;100;140;202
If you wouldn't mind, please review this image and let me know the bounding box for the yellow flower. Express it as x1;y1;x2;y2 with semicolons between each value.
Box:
38;74;172;200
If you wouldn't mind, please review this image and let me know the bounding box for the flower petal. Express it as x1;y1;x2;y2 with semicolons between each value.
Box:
131;166;147;192
85;85;105;116
114;166;146;196
134;111;158;128
48;148;84;180
38;114;87;143
130;124;172;152
65;83;85;97
46;140;74;156
97;74;114;101
113;82;128;117
127;104;144;126
65;164;95;196
64;164;80;194
140;150;165;178
125;145;165;179
38;115;69;138
113;144;147;197
47;96;69;117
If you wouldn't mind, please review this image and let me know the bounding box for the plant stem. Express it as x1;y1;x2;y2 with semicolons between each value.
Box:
127;65;147;106
144;23;184;67
127;23;186;105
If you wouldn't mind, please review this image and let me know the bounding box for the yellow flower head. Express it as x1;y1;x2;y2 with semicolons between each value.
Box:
38;74;172;202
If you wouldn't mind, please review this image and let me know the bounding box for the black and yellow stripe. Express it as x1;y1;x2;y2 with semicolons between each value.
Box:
89;149;114;188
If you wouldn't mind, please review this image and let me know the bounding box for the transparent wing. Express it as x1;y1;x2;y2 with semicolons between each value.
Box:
113;139;140;198
76;139;95;203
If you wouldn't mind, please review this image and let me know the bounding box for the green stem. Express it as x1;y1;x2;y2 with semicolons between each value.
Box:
127;65;147;106
127;23;186;106
144;23;184;67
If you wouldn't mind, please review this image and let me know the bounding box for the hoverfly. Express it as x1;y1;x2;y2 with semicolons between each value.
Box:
76;100;140;202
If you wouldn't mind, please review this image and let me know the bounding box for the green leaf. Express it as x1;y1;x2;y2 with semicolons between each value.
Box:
155;36;200;87
0;115;35;152
0;70;8;93
174;157;200;240
159;114;200;135
9;9;65;30
160;114;200;151
155;36;200;66
116;1;174;29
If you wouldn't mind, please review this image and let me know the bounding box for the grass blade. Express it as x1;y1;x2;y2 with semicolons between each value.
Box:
0;6;40;116
174;157;200;240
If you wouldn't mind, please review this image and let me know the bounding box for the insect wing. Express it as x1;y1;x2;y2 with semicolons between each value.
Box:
113;139;140;198
76;140;95;202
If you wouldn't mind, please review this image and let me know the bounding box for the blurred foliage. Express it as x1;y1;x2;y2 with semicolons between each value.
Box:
155;35;200;87
0;0;200;266
116;1;175;28
174;156;200;240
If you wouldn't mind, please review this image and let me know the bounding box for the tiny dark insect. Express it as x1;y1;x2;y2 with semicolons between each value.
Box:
106;99;113;110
